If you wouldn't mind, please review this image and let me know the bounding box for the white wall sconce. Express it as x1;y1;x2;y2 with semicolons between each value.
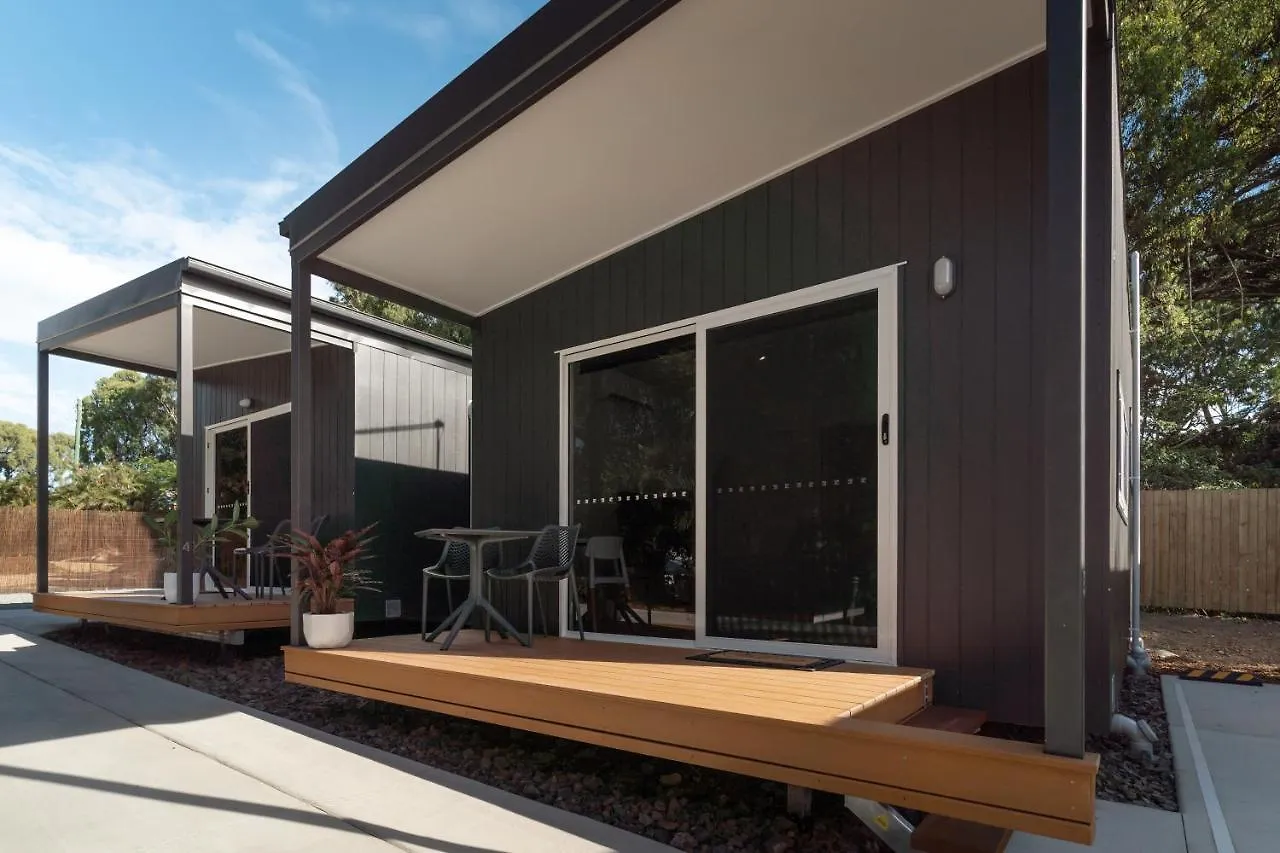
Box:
238;397;254;410
933;256;956;299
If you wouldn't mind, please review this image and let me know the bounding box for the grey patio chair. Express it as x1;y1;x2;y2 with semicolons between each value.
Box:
584;536;643;631
421;540;471;641
485;524;584;646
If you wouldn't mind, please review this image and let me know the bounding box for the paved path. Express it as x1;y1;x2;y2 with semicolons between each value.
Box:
1166;675;1280;853
0;609;671;853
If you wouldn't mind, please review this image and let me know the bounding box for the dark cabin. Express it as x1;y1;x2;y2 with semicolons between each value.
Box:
278;0;1133;766
34;257;471;626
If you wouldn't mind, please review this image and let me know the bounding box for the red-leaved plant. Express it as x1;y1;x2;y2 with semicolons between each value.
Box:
287;524;379;614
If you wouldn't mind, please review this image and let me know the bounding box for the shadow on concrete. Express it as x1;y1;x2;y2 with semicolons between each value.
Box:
0;615;664;853
0;764;509;853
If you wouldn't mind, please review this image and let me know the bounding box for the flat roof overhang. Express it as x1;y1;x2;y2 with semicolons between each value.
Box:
37;257;471;374
283;0;1048;319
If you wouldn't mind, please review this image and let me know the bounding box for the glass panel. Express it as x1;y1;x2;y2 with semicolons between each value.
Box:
570;336;695;639
213;427;249;517
705;292;879;647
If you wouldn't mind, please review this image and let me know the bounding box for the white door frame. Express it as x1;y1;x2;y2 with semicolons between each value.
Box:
556;263;900;664
202;402;292;517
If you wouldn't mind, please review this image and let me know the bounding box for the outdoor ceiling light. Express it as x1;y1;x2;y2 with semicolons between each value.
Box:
933;256;956;299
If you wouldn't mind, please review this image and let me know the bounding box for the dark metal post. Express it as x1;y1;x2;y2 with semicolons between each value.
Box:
1044;0;1089;758
35;350;50;593
177;298;196;604
290;261;313;645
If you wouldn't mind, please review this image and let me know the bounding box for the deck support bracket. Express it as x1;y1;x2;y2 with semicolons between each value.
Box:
785;785;813;821
844;796;915;853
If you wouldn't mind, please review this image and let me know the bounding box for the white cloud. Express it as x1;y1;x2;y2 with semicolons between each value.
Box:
0;143;303;350
235;31;339;165
0;34;342;431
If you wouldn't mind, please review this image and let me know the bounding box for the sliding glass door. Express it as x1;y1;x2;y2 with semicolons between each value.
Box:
561;265;898;662
568;333;696;639
703;292;882;650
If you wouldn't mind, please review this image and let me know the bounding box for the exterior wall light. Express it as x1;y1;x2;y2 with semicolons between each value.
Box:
238;397;254;410
933;256;956;299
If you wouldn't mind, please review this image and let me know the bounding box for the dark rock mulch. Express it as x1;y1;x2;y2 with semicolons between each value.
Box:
1086;670;1178;812
49;625;886;853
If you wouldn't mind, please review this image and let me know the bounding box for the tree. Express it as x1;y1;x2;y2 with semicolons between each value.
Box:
51;458;177;513
0;421;75;505
1119;0;1280;487
329;284;472;346
0;421;34;481
79;371;176;464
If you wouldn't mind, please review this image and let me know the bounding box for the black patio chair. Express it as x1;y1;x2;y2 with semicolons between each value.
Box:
421;540;471;641
485;524;584;646
236;514;328;599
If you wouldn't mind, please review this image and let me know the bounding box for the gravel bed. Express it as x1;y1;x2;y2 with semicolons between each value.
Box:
49;625;886;853
1085;670;1178;812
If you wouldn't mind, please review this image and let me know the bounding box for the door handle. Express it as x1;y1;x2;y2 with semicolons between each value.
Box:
881;414;890;446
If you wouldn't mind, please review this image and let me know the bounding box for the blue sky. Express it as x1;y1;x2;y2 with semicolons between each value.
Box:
0;0;539;434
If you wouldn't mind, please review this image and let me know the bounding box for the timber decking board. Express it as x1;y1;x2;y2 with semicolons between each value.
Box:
284;633;1097;843
33;590;294;631
286;633;929;724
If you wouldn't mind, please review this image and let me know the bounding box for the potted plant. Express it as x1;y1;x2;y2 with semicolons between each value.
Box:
288;524;378;648
147;503;257;602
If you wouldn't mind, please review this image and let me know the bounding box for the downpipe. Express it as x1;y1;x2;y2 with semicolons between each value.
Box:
1128;251;1151;674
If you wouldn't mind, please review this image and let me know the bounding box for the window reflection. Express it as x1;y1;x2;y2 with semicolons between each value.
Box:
570;336;695;639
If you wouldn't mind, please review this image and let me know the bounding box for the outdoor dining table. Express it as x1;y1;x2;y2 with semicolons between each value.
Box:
416;527;543;650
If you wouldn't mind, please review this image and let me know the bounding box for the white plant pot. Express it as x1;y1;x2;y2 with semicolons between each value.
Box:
303;611;355;649
163;572;204;603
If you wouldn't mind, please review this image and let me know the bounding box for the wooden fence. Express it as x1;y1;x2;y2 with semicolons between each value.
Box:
0;507;164;594
1142;489;1280;615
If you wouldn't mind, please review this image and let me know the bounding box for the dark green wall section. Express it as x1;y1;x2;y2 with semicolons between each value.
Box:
352;342;472;623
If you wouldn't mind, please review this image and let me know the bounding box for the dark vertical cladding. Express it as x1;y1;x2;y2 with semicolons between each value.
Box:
193;347;355;526
192;337;470;625
352;342;472;622
473;54;1078;726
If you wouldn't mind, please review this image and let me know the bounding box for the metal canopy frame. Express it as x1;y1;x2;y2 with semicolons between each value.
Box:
278;0;1116;760
34;257;472;610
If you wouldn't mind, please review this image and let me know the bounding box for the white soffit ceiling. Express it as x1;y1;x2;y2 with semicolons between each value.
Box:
321;0;1046;317
67;308;293;373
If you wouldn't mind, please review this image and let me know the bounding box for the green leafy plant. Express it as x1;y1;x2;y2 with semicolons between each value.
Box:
287;524;379;615
146;502;258;572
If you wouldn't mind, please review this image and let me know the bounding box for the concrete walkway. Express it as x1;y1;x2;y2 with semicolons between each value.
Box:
0;608;671;853
1165;675;1280;853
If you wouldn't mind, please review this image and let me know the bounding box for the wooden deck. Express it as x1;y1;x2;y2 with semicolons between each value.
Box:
284;633;1098;843
33;590;294;633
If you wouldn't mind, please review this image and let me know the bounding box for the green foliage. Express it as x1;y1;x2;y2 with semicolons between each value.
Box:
329;284;472;346
0;421;76;506
1119;0;1280;487
146;501;258;572
51;458;177;513
79;371;176;464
